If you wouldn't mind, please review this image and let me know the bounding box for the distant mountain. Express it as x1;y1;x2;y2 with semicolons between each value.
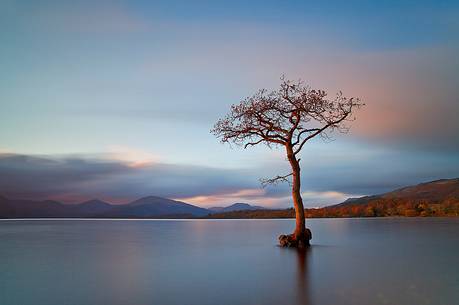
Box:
336;178;459;207
209;203;266;213
105;196;210;218
75;199;113;215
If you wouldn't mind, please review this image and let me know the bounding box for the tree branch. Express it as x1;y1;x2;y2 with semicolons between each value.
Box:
260;173;293;187
244;138;264;148
293;108;352;155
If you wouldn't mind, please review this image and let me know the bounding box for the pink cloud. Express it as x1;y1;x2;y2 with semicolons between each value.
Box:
177;188;361;208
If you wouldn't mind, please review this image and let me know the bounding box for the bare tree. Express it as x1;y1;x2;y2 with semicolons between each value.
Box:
211;77;363;247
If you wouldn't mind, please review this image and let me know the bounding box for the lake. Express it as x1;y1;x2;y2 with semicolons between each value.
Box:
0;218;458;305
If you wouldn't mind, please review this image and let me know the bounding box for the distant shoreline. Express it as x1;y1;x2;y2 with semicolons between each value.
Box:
1;213;458;220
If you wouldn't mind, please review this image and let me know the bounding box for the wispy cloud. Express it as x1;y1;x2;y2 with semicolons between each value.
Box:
107;145;160;168
178;189;361;208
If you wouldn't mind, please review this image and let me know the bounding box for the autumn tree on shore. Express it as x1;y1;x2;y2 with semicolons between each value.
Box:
212;77;363;247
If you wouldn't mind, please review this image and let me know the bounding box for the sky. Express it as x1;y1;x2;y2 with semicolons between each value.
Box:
1;0;458;208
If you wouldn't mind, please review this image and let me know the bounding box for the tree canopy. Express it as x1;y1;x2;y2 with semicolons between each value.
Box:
211;77;363;156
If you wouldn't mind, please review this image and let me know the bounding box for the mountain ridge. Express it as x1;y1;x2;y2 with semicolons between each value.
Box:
0;195;264;218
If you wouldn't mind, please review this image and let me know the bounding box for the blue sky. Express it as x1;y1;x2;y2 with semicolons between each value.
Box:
1;0;458;207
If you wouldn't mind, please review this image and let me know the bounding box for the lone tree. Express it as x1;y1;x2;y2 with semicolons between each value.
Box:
211;77;363;247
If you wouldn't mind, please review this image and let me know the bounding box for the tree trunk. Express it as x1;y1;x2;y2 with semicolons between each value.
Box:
278;145;311;247
289;156;306;239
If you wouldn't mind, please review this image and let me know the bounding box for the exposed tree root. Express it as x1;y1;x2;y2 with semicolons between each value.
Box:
279;228;312;248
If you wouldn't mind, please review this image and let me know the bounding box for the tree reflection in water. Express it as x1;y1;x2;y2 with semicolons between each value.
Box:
296;247;311;305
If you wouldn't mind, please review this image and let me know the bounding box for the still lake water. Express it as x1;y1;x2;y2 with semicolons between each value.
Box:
0;218;458;305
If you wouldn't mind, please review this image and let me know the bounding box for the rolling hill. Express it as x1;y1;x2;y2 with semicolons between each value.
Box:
209;203;265;213
337;178;459;207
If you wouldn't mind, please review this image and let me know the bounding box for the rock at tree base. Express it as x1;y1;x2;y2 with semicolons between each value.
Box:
279;228;312;248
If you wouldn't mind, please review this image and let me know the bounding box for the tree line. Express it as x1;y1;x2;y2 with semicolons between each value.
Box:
206;198;459;219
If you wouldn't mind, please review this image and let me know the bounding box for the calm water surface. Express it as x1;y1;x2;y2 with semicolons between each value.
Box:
0;218;458;305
